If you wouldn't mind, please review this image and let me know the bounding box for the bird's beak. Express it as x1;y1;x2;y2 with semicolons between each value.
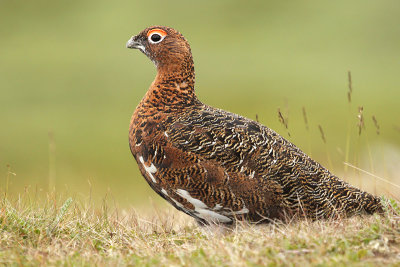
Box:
126;36;144;51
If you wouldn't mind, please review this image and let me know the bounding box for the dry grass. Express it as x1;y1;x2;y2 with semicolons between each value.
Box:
1;193;399;266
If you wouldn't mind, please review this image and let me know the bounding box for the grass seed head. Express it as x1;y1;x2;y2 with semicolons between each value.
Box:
277;108;290;137
357;106;365;136
372;115;380;135
302;106;309;131
347;71;353;104
318;125;326;144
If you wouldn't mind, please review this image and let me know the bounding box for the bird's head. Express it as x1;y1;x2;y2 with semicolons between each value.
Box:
126;26;193;70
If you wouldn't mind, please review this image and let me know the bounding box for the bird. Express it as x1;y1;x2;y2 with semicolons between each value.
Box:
126;26;383;225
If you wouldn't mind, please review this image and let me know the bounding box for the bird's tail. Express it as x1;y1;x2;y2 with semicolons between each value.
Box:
322;174;384;218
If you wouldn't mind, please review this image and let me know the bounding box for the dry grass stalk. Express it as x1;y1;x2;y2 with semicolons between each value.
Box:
347;71;353;103
318;125;326;144
357;106;365;136
372;115;380;135
302;106;309;131
277;108;290;137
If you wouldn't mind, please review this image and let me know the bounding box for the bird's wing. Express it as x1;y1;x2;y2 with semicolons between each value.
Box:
163;105;336;215
165;105;312;180
164;105;379;219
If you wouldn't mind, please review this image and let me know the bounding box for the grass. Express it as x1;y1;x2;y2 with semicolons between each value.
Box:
1;191;399;266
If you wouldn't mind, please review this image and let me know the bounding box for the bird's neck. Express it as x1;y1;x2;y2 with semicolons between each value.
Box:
156;54;195;89
141;60;200;109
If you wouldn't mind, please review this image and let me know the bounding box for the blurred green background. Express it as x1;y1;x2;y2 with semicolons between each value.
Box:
1;0;399;207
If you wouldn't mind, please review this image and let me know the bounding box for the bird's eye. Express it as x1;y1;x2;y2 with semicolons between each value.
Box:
150;33;162;43
147;29;167;44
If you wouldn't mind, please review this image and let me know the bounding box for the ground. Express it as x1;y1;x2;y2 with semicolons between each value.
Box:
1;194;399;266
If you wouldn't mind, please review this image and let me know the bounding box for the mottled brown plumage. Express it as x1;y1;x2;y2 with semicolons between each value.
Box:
126;26;383;225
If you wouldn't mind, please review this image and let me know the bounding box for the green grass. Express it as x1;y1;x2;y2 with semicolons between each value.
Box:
1;192;399;266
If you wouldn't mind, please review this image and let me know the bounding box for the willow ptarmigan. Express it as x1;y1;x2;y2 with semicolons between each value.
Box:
126;26;383;225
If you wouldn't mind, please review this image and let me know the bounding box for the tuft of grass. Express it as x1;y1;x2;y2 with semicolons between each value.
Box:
0;192;399;266
46;197;73;236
